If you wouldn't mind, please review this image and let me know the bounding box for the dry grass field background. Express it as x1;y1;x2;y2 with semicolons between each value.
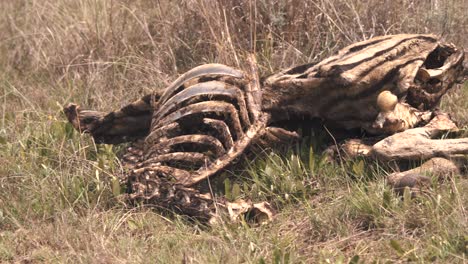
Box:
0;0;467;263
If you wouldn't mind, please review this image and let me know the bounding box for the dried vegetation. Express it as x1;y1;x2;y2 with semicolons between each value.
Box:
0;0;467;262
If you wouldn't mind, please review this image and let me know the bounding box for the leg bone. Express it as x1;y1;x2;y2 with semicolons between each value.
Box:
371;113;468;161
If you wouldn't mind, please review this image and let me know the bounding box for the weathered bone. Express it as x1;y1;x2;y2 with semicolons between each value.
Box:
145;134;226;158
245;54;263;122
63;34;467;222
156;101;245;140
344;113;467;161
417;47;464;81
224;200;275;224
372;113;468;161
341;115;466;196
131;165;192;183
137;152;209;168
376;91;398;112
262;34;463;133
176;114;269;187
408;47;465;110
201;118;235;149
387;157;461;195
144;122;181;146
64;93;160;144
340;138;376;158
156;64;245;109
153;81;251;128
371;102;431;134
259;127;301;146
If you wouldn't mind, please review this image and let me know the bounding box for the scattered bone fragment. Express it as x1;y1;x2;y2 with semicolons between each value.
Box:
224;200;275;224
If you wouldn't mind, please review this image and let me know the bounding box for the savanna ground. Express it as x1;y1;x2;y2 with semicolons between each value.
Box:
0;0;467;263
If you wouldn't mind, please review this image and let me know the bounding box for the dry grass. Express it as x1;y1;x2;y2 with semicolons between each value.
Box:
0;0;467;263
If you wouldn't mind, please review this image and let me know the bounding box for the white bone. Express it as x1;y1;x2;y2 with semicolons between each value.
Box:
376;91;398;112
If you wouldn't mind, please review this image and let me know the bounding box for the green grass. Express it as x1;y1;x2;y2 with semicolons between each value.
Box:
0;98;466;262
1;0;467;263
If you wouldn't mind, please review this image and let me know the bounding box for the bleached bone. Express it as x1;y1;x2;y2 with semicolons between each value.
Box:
376;91;398;112
371;113;468;161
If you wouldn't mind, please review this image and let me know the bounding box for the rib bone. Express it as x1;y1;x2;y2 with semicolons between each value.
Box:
156;64;245;106
145;134;226;158
156;101;244;140
153;81;251;128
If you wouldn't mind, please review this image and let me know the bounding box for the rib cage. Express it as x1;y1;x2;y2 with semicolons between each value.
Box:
127;63;266;218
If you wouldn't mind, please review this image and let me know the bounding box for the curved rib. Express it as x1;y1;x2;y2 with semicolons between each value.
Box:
157;64;245;106
153;81;251;128
179;113;270;187
138;152;209;168
146;134;226;158
145;122;181;146
202;118;234;150
132;165;191;183
155;101;244;140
